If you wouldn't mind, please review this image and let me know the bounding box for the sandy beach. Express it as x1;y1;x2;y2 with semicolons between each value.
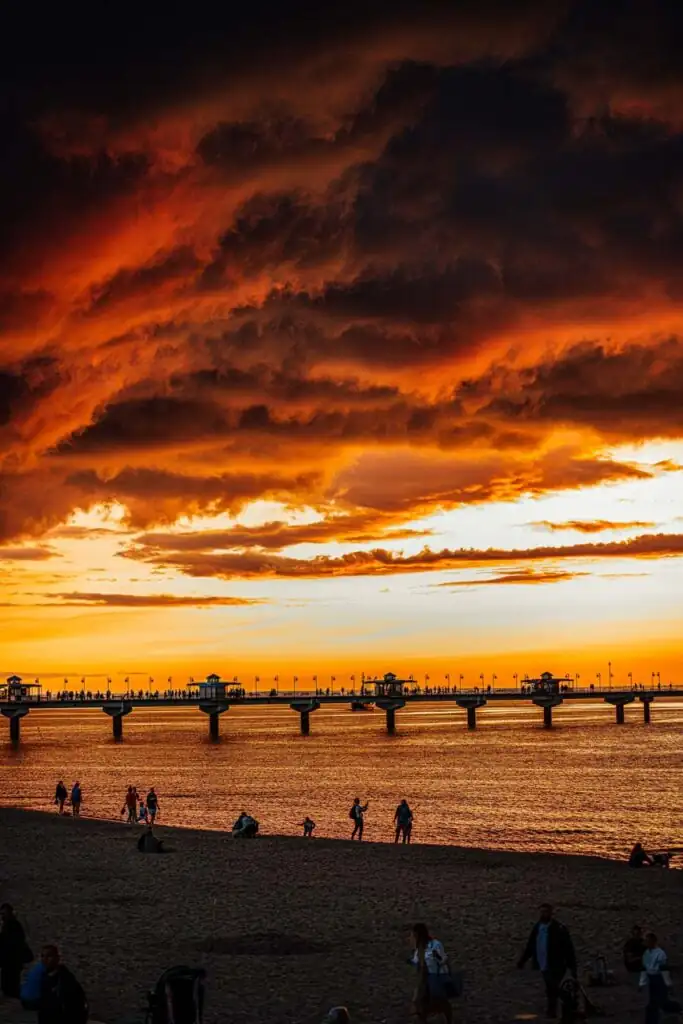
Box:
0;808;680;1024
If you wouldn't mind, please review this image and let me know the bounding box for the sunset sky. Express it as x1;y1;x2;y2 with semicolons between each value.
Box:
1;1;682;684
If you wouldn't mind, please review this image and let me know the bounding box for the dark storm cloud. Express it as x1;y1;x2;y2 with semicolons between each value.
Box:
1;0;683;550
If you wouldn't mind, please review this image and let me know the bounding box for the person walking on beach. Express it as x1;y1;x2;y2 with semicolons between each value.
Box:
300;816;316;837
146;787;159;824
54;781;67;815
0;903;32;998
517;903;577;1019
410;922;457;1023
123;786;137;824
394;799;413;844
35;944;88;1024
349;797;369;840
641;932;681;1023
70;782;82;817
624;925;646;973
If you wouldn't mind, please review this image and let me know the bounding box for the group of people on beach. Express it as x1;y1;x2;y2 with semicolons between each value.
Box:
298;798;414;843
52;781;82;817
121;785;159;825
0;904;87;1023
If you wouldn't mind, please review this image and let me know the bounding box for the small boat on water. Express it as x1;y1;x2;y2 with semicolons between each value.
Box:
350;700;374;711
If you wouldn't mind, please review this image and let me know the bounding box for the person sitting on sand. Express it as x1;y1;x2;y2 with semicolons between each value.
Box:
35;944;88;1024
624;925;646;973
629;842;653;868
137;826;164;854
641;931;681;1023
517;903;577;1020
410;922;454;1024
54;781;67;815
0;903;32;998
323;1008;350;1024
232;812;258;838
300;816;316;838
349;797;369;841
394;799;413;844
70;782;82;818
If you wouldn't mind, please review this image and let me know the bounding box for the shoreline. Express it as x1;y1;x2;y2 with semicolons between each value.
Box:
1;807;681;1023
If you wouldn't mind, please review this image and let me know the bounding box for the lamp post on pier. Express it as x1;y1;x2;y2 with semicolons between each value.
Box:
513;673;518;690
596;672;601;689
445;672;451;692
459;674;464;691
254;675;260;697
608;661;613;689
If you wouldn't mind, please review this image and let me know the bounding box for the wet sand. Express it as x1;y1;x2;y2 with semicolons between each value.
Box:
0;807;680;1023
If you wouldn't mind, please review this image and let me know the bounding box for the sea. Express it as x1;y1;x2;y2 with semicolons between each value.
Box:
1;700;681;860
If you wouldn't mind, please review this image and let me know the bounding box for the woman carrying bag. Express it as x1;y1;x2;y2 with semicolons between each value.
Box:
410;923;462;1023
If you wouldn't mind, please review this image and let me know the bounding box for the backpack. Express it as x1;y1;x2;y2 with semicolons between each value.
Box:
147;966;205;1024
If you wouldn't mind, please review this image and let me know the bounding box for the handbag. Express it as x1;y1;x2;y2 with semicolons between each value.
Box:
439;969;463;999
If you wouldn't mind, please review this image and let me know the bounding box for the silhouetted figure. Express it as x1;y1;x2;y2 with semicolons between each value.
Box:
517;903;577;1019
641;932;681;1023
70;782;82;817
349;797;369;840
146;787;159;823
300;816;316;837
137;827;164;853
54;782;67;815
394;800;413;844
232;812;258;838
624;925;646;973
0;904;32;998
35;945;88;1024
629;842;652;868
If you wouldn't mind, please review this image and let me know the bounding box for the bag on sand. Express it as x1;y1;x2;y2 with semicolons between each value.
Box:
147;966;205;1024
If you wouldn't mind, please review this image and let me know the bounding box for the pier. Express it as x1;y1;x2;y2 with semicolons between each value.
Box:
1;671;681;744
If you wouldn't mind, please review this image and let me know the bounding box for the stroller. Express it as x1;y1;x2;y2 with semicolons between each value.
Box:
146;966;206;1024
559;977;609;1022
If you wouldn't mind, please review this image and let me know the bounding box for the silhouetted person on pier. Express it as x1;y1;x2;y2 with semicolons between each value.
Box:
641;932;681;1023
629;842;652;868
34;944;88;1024
624;925;646;973
0;903;32;998
300;816;316;837
349;797;369;840
54;781;67;815
70;782;82;817
394;800;413;843
517;903;577;1019
146;787;159;823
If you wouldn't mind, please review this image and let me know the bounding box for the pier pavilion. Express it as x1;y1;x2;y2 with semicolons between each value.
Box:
1;671;680;743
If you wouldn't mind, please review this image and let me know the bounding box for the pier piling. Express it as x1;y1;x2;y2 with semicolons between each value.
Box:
642;698;652;724
467;706;477;730
198;701;230;741
102;703;132;742
1;706;30;745
375;698;405;734
543;705;553;729
290;699;320;735
604;694;634;726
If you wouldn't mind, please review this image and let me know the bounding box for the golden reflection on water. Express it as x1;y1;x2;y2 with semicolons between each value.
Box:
1;701;681;859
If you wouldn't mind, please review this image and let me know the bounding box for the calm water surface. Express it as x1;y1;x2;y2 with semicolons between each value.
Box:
2;701;681;860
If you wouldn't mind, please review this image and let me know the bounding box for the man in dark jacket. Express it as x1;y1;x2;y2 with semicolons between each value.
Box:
37;944;88;1024
517;903;577;1019
0;903;32;997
